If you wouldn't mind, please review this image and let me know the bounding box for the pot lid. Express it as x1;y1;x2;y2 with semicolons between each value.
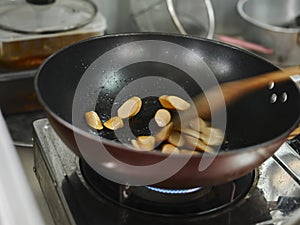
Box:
0;0;97;34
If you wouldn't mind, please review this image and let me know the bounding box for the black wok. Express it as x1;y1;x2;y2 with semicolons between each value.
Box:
34;33;300;188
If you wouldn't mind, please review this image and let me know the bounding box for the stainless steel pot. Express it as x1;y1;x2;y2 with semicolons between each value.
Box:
237;0;300;66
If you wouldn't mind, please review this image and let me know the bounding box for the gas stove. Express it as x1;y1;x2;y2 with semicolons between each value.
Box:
33;118;300;225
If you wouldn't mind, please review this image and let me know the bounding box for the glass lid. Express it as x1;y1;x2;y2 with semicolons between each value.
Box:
0;0;97;34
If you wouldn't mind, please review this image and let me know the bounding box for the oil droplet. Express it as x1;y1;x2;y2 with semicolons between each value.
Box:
88;130;98;136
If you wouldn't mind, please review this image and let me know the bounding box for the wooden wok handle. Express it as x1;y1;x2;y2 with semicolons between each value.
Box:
192;66;300;119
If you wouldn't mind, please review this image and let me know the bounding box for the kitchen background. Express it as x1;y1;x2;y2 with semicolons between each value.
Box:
1;0;300;224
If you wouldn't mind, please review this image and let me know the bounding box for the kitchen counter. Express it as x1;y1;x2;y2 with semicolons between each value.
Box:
17;146;55;225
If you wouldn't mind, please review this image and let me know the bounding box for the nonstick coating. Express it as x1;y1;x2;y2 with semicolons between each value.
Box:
35;33;300;188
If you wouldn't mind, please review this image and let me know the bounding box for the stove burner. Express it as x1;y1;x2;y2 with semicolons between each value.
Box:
80;160;257;216
145;186;202;194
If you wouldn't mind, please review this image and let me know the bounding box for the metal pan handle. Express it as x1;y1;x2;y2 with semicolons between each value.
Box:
166;0;215;39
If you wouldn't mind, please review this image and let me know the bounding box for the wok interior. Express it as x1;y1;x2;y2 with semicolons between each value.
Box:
94;61;300;150
94;61;201;146
36;34;300;152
